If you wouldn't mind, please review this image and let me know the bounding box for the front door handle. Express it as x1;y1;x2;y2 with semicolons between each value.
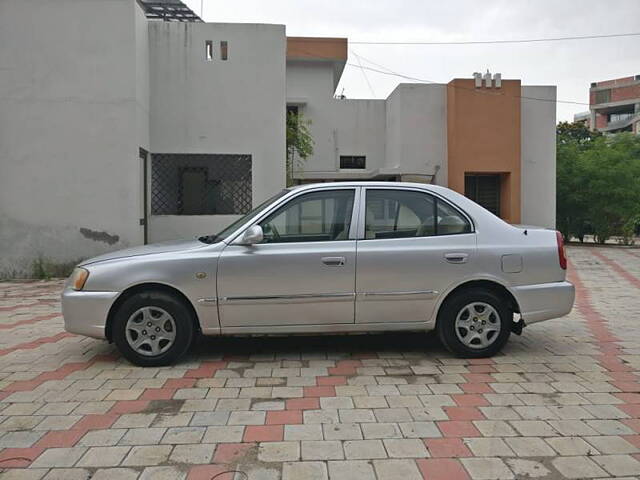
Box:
322;256;345;266
444;252;469;264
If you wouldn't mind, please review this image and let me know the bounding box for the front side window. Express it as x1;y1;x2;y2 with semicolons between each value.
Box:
364;189;471;240
259;190;355;243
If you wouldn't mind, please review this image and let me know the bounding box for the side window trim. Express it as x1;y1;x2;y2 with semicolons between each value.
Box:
358;187;475;240
247;187;360;245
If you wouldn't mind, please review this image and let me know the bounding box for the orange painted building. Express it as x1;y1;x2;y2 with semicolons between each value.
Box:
447;78;522;223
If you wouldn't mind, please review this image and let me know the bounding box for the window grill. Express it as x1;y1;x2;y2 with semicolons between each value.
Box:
151;154;252;215
340;155;366;169
464;174;501;217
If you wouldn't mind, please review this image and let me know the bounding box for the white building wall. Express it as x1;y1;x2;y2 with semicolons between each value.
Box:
520;86;557;228
385;84;448;184
329;99;386;174
287;66;447;183
136;4;151;152
148;22;286;241
0;0;144;277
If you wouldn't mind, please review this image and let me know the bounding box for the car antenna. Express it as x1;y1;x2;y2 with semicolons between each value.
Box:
523;229;528;235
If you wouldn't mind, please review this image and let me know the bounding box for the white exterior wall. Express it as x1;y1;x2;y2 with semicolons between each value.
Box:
287;62;386;176
287;65;447;183
0;0;144;277
148;22;286;242
521;86;557;228
385;84;448;184
136;4;151;152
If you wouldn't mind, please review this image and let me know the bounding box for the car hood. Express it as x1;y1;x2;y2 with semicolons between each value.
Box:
80;239;207;266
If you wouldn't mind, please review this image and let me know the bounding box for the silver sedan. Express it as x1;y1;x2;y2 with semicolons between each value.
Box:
62;182;575;366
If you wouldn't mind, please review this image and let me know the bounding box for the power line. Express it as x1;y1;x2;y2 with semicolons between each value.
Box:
354;53;376;97
292;46;590;106
349;52;589;106
349;32;640;45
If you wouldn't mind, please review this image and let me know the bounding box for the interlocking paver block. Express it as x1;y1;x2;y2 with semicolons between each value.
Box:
258;441;300;462
169;443;215;464
505;458;551;478
416;458;471;480
552;456;609;478
383;438;428;458
202;425;244;443
31;447;87;468
90;468;139;480
328;460;377;480
140;466;186;480
398;421;441;438
461;457;515;480
464;437;513;457
76;445;130;467
373;459;423;480
301;440;344;460
282;461;328;480
343;439;387;459
505;436;557;456
361;422;402;439
323;423;362;440
592;454;640;477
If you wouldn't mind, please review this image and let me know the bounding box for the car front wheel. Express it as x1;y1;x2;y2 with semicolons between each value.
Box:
112;290;195;367
437;288;511;358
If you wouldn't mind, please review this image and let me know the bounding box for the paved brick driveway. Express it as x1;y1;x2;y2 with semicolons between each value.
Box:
0;246;639;479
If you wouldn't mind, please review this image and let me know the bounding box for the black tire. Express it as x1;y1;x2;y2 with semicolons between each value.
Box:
112;290;195;367
437;288;511;358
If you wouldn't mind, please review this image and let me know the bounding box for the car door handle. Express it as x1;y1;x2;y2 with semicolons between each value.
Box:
444;252;469;264
322;256;345;266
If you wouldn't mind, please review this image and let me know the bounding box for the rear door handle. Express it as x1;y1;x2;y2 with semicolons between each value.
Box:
444;252;468;264
322;256;345;266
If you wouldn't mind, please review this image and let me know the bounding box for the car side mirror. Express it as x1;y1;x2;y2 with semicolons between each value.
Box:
239;225;263;245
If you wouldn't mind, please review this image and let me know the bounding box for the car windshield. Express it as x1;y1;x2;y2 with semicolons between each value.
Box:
198;190;289;244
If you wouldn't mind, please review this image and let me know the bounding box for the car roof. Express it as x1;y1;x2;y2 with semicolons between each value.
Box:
288;181;444;192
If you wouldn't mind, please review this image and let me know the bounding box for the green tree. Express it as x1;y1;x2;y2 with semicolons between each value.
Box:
286;111;314;187
556;123;640;244
557;120;601;144
581;133;640;243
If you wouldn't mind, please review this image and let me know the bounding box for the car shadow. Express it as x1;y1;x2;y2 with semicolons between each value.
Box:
190;330;448;359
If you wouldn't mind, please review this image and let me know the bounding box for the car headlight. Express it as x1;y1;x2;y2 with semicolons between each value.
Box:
70;267;89;291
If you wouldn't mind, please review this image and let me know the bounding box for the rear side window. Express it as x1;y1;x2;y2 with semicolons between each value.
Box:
364;189;471;240
436;198;473;235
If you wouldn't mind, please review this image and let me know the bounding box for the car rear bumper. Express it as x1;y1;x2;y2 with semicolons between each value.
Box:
512;281;575;325
61;288;118;339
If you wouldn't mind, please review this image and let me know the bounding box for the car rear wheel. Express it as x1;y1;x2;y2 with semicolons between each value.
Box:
437;288;511;358
112;290;195;367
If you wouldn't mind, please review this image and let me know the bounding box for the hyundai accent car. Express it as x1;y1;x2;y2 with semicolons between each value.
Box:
63;182;575;366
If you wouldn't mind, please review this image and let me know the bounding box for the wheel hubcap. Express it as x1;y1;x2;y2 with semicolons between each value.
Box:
125;306;176;357
454;302;501;349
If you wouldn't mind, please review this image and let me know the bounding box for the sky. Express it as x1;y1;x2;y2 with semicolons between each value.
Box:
183;0;640;122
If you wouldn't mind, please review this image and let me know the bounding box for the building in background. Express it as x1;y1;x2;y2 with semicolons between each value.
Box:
0;0;557;277
587;75;640;134
287;41;556;230
573;111;591;128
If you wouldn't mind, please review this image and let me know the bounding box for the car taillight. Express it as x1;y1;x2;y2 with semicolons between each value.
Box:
556;231;567;270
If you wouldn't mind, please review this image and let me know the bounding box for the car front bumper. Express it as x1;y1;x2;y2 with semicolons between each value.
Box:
512;281;575;325
61;288;119;339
